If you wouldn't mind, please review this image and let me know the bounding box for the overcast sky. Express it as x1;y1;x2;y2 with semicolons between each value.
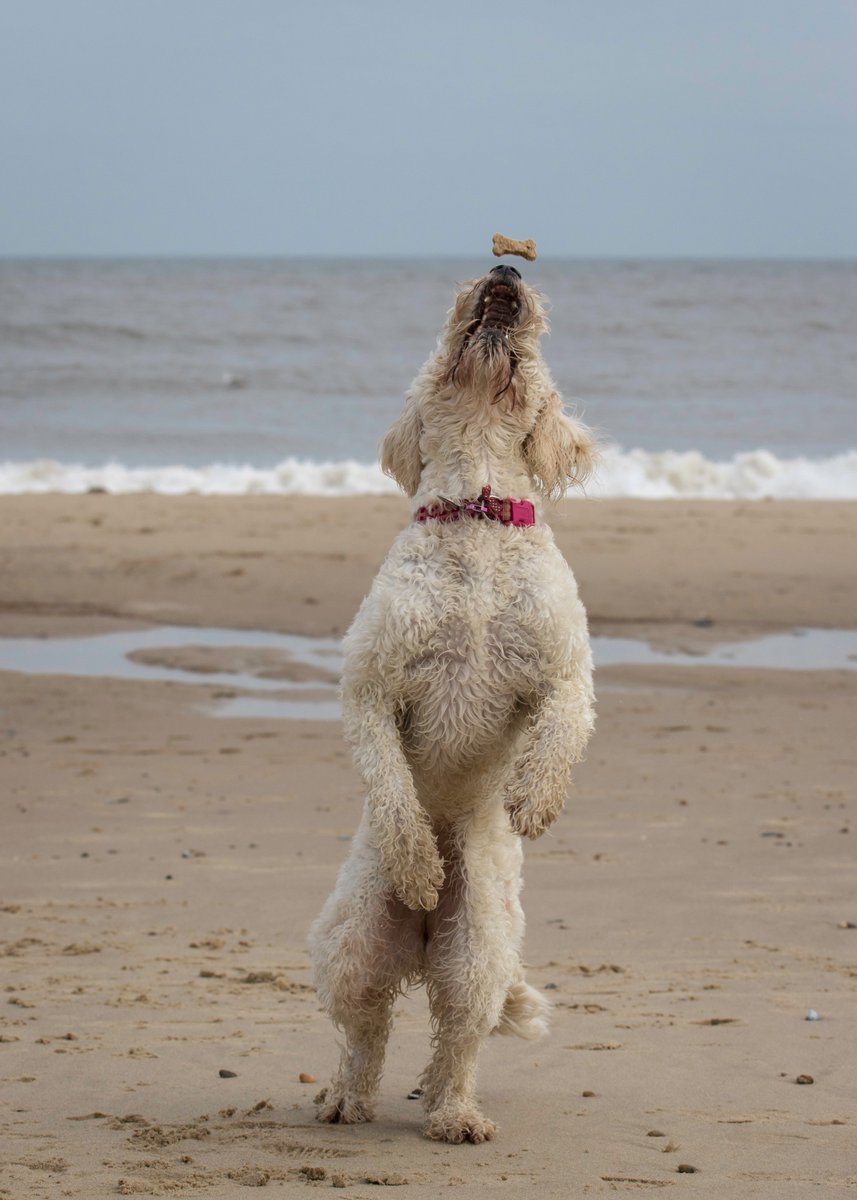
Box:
2;0;855;258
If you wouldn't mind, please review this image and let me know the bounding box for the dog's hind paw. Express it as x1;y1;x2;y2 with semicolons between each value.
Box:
316;1094;374;1125
425;1107;497;1144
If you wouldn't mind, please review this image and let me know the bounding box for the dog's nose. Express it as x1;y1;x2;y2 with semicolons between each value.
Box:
490;264;522;281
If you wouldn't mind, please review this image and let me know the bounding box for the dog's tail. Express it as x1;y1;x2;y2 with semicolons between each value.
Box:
494;979;551;1040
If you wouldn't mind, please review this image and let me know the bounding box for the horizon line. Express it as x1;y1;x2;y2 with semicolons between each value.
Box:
2;251;857;265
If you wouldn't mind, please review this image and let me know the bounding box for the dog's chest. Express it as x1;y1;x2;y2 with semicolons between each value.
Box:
344;526;584;769
389;536;550;701
396;609;535;767
401;609;540;693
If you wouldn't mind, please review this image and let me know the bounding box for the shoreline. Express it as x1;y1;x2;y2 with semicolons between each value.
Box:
4;444;857;502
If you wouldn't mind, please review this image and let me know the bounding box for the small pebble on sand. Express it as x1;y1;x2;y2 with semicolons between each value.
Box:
581;1090;596;1098
299;1072;317;1083
219;1069;237;1078
796;1074;814;1085
647;1130;666;1137
677;1164;698;1173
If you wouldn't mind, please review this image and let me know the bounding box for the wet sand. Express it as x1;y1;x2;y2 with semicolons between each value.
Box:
1;496;856;1197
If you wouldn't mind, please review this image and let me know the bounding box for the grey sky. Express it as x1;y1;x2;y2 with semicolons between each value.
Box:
2;0;855;257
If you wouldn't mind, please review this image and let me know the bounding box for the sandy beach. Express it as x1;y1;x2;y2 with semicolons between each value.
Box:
2;495;856;1198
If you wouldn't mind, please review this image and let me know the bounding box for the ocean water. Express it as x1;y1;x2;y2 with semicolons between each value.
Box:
2;257;856;498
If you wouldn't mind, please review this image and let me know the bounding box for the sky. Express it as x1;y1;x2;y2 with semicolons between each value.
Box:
2;0;856;258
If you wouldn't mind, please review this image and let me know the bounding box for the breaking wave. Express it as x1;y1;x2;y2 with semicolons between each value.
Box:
1;448;856;499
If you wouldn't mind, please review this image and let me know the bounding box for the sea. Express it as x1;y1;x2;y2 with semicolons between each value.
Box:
2;257;856;499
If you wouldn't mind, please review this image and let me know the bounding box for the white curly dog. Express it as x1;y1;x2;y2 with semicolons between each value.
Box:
309;263;595;1144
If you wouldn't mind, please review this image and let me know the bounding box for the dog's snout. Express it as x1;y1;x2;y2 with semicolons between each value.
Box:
490;264;522;281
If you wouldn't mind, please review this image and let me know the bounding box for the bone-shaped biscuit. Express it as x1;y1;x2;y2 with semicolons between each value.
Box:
492;233;537;262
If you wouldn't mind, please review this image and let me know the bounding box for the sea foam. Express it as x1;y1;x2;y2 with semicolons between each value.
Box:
1;448;856;500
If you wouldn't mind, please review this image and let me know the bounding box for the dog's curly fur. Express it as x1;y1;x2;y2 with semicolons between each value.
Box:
309;266;596;1144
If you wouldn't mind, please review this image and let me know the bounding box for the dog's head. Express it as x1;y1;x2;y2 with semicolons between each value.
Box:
441;264;543;407
382;266;595;500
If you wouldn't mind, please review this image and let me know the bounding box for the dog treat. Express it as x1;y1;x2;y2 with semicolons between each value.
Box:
492;233;537;262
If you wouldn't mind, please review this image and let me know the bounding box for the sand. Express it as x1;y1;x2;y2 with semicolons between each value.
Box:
1;496;855;1198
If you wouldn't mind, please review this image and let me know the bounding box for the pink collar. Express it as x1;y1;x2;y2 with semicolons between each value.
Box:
415;486;536;527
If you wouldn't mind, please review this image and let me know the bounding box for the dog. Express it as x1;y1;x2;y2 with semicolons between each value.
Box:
309;263;596;1144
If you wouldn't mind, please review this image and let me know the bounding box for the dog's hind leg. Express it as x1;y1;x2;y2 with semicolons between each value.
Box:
309;832;423;1125
420;830;520;1143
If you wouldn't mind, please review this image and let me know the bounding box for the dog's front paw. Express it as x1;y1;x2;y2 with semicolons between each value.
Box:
507;804;550;839
505;788;559;840
379;818;445;911
393;851;445;911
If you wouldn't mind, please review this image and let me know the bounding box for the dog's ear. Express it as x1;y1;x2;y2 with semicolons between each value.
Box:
523;393;596;499
380;396;424;496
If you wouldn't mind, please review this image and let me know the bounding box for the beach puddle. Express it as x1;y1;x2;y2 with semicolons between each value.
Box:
594;628;857;672
0;626;344;719
0;625;854;720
